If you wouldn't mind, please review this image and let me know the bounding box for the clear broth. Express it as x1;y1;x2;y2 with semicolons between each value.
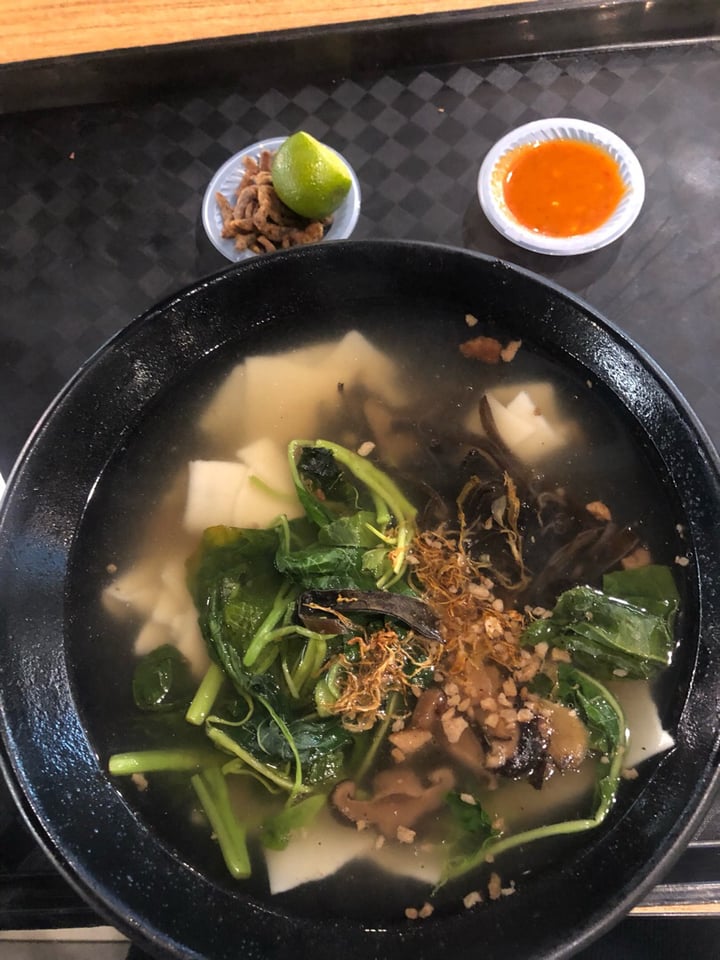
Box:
67;309;688;920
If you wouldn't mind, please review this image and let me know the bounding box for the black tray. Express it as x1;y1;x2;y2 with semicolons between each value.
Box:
1;0;720;935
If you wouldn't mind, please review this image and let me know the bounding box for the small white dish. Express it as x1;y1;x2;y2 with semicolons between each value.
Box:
478;118;645;256
202;137;361;262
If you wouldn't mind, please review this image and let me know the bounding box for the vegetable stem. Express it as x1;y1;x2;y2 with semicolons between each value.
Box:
257;694;305;802
244;623;327;669
185;661;225;726
191;767;251;879
353;691;400;784
248;474;298;503
205;720;306;795
283;635;328;699
109;749;220;776
242;582;297;667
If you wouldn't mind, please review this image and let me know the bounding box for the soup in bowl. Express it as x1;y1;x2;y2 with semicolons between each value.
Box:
0;240;719;959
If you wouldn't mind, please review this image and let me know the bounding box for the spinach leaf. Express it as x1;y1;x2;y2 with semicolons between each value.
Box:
318;511;380;548
203;583;283;702
555;665;625;820
275;542;378;590
304;749;347;786
188;525;280;600
207;709;351;797
523;580;676;679
132;644;195;712
255;716;352;765
288;440;418;588
188;525;288;685
294;446;360;527
556;663;622;760
603;564;680;624
446;792;498;842
205;714;300;794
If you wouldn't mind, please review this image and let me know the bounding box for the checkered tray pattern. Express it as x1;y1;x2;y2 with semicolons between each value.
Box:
1;39;719;930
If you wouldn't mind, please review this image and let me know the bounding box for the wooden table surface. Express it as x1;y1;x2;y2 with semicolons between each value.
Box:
0;0;530;65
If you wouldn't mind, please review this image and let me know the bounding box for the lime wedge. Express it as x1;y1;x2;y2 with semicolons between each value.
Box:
271;132;352;220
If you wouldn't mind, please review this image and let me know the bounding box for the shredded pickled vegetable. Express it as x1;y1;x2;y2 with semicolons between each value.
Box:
410;528;526;678
324;627;441;732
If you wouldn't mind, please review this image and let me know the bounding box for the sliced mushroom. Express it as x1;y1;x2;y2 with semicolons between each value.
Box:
409;689;488;777
411;688;446;730
462;661;505;706
372;767;427;800
444;724;487;775
540;700;589;772
330;767;455;838
388;728;433;756
460;662;507;705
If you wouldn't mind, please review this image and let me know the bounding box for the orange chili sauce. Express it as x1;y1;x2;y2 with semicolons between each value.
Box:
502;139;626;238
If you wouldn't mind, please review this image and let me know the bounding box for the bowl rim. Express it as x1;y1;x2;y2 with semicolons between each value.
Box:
1;239;720;960
477;117;646;256
201;136;362;263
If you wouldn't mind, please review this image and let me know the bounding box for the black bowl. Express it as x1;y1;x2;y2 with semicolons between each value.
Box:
1;240;720;960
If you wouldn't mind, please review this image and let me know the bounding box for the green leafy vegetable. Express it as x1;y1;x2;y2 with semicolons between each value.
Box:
132;644;195;712
304;749;347;786
255;716;352;766
446;792;499;842
603;564;680;624
319;511;380;548
557;663;621;756
294;445;361;526
188;525;288;680
523;566;678;679
111;432;675;891
205;708;352;798
288;439;417;587
275;542;377;590
205;715;303;795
